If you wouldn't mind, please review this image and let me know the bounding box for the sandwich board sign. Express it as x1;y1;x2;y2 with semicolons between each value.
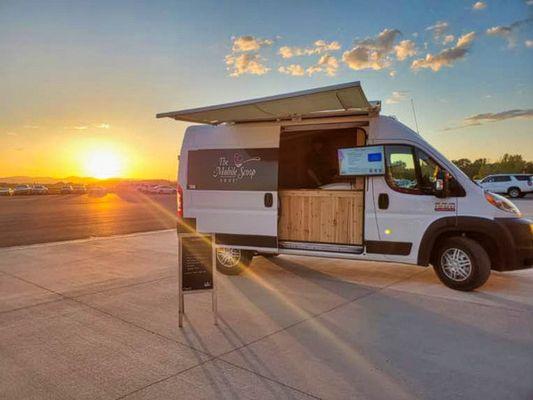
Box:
178;233;217;327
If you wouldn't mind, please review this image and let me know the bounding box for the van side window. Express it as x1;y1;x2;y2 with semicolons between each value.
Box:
415;148;440;193
385;145;419;193
385;145;465;196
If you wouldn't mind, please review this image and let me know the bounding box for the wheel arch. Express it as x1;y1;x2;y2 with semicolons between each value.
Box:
418;217;514;271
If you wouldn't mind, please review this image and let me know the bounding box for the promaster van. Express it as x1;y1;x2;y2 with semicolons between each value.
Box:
157;81;532;291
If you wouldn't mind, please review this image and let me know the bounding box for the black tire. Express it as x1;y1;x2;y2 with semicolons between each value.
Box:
433;237;491;291
216;248;253;275
507;187;521;198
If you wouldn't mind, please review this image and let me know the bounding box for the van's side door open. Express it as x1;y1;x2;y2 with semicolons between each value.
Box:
183;125;280;252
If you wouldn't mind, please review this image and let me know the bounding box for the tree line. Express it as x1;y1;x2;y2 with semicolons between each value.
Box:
452;154;533;179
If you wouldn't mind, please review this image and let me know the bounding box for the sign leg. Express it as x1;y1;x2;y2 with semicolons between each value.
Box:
212;234;218;326
178;234;183;328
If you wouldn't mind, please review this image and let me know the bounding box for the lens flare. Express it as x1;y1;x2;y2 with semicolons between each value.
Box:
84;149;123;179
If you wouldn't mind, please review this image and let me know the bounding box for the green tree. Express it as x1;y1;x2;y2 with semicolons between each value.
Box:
452;154;531;179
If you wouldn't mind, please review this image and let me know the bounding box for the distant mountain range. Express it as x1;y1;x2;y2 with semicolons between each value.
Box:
0;176;173;185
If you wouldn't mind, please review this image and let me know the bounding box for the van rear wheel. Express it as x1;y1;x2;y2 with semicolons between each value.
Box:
433;237;491;291
216;248;252;275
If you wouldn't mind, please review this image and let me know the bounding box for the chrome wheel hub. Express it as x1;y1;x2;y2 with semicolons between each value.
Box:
441;248;472;282
216;248;241;268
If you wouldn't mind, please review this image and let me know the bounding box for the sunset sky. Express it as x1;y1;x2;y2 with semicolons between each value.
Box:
1;0;532;180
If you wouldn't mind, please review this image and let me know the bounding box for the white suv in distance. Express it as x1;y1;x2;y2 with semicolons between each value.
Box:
478;174;533;198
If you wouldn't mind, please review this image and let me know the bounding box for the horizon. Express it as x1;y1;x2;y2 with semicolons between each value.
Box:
1;0;532;179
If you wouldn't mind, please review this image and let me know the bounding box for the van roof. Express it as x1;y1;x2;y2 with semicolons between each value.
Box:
156;81;380;125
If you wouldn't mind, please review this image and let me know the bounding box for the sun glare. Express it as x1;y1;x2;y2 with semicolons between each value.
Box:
84;149;123;179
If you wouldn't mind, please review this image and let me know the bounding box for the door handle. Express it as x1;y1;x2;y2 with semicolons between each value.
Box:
264;192;273;208
378;193;389;209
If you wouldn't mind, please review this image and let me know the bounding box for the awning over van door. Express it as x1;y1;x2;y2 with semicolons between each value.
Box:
156;81;379;124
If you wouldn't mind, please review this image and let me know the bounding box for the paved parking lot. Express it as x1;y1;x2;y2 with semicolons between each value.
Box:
0;191;176;247
1;230;532;400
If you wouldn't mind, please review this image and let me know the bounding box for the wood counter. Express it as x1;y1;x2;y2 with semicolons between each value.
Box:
278;189;363;245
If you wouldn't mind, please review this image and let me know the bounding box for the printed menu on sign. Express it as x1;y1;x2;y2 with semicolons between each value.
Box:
338;145;385;176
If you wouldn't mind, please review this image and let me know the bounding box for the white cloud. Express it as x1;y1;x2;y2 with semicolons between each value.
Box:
456;31;476;48
94;123;110;129
445;108;533;130
472;1;487;10
22;125;39;129
411;32;476;72
426;21;449;40
385;91;408;104
278;54;339;77
394;40;417;61
278;46;295;59
317;54;339;76
342;28;401;70
486;26;513;45
486;19;533;48
305;65;322;76
442;34;455;45
231;36;274;52
389;70;397;77
277;40;341;59
6;131;18;136
526;0;533;5
526;39;533;48
225;53;270;77
278;64;305;76
314;40;341;53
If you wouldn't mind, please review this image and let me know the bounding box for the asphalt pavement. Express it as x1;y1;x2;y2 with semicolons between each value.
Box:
514;196;533;219
0;230;531;400
0;190;176;247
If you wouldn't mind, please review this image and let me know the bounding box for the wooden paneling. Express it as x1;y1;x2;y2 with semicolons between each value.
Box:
278;190;364;245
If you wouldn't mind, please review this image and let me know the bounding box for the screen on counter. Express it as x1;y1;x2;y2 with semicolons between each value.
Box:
338;145;385;176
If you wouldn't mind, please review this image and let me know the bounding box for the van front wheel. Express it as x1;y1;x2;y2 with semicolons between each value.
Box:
216;248;252;275
433;237;491;291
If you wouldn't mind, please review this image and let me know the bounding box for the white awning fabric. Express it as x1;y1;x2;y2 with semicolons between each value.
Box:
157;81;379;125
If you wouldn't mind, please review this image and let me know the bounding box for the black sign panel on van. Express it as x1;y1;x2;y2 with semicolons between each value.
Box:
181;235;213;291
187;148;278;191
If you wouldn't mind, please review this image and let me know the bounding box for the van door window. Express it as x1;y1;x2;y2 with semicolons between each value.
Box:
385;145;419;193
415;148;440;193
385;145;465;196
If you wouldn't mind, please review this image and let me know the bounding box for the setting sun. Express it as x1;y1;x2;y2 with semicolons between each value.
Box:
84;149;123;179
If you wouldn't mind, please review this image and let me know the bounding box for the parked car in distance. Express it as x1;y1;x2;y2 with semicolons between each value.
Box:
88;186;106;196
478;174;533;198
60;185;74;194
13;184;32;195
136;184;152;193
31;185;49;195
0;187;13;196
154;185;177;194
72;185;87;194
142;185;160;194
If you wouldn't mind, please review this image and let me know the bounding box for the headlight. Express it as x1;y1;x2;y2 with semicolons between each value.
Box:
484;191;521;216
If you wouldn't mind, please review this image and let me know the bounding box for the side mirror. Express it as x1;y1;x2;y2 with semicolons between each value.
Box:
434;170;449;198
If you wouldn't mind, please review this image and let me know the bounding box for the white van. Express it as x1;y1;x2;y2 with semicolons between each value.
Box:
158;82;532;291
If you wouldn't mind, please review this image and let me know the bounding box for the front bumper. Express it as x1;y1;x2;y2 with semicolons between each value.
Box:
495;218;533;271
